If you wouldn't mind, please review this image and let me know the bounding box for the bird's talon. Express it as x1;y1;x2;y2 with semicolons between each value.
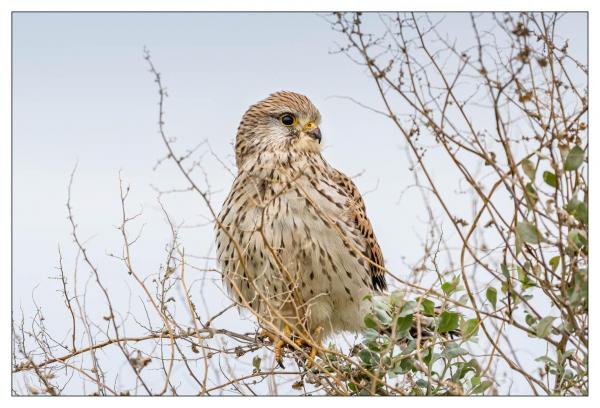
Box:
276;358;286;369
265;325;323;369
273;324;291;368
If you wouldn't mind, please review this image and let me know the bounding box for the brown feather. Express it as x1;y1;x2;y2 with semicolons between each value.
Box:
331;170;387;292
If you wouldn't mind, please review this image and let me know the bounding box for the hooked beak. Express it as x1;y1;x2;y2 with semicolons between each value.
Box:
307;127;322;144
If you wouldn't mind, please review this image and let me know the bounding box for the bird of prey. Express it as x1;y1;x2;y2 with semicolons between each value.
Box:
215;91;386;366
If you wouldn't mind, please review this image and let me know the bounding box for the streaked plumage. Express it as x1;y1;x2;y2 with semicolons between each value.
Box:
215;91;386;339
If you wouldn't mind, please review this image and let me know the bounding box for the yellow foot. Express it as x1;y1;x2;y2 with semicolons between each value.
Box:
306;343;319;369
274;325;291;368
261;326;323;369
293;327;323;369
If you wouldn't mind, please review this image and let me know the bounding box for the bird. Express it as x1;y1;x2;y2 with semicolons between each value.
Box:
215;91;387;367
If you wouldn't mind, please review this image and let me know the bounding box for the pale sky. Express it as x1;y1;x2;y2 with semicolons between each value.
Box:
12;12;587;395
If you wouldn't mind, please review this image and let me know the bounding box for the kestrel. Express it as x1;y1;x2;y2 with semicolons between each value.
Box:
215;91;386;365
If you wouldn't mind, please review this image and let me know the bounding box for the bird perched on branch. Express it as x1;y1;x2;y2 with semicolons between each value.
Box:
215;91;387;367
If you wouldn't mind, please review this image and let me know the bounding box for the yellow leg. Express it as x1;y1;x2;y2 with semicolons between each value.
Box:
262;325;322;369
305;327;323;369
274;324;291;368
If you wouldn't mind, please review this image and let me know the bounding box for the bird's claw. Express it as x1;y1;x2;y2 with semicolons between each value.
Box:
263;325;323;369
273;325;291;369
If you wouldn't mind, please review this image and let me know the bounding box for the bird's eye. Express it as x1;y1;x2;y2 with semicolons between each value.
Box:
279;114;296;126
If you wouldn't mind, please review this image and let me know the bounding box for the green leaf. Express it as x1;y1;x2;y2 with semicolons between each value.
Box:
252;355;261;372
516;221;543;244
398;300;418;317
568;229;588;252
419;297;436;316
566;197;588;225
471;380;493;395
535;355;556;367
564;146;585;171
373;300;392;325
441;281;455;295
524;182;538;207
395;314;414;335
358;349;377;366
442;342;468;358
517;265;535;290
525;314;537;327
451;359;480;382
574;202;588;225
458;294;469;305
500;263;510;279
415;379;429;389
363;313;378;329
347;382;357;393
438;311;459;333
486;287;497;309
515;229;524;253
388;290;405;306
521;159;536;180
422;347;436;365
565;196;579;213
549;256;560;272
567;268;587;306
441;275;460;296
542;171;558;188
461;318;479;339
536;316;556;338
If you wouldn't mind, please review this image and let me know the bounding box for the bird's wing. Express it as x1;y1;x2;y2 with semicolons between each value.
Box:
331;170;387;292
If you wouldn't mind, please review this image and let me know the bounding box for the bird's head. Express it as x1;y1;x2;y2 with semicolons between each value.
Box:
235;91;322;168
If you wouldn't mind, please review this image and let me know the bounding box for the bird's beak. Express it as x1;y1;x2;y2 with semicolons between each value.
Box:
307;127;322;144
